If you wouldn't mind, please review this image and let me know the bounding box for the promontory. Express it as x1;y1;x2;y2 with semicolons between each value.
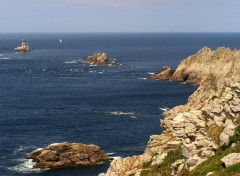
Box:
100;47;240;176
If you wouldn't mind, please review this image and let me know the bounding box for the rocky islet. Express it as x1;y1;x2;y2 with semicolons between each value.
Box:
26;142;111;169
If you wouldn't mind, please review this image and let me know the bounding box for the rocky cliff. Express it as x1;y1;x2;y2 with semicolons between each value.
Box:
100;47;240;176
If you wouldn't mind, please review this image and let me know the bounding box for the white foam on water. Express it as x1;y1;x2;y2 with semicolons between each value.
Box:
138;77;147;80
148;72;155;75
65;60;78;64
12;145;36;155
89;70;97;73
0;57;10;60
106;152;116;156
98;71;103;74
0;53;4;57
159;107;170;112
8;159;45;173
111;156;122;159
106;111;135;116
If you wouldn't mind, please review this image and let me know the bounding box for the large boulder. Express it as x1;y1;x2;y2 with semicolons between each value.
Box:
85;53;118;66
26;142;111;169
221;153;240;167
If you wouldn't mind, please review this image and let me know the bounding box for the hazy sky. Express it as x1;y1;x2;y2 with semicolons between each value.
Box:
0;0;239;33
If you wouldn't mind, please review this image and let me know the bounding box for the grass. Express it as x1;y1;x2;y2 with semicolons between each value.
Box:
206;124;223;144
204;73;218;91
141;146;185;176
189;142;240;176
141;126;240;176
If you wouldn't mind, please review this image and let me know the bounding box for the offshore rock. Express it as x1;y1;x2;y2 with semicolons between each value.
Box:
85;53;118;66
147;66;174;80
26;142;110;169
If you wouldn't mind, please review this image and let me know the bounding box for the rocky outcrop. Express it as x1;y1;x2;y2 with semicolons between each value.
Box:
26;142;110;169
150;47;240;85
100;47;240;176
221;153;240;167
85;53;118;66
147;66;174;80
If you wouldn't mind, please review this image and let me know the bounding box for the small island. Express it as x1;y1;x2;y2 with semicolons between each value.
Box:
84;53;119;66
26;142;111;169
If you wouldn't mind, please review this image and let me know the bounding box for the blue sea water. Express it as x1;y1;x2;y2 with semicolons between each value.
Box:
0;33;240;176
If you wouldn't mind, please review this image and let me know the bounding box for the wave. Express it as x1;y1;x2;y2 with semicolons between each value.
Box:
106;152;116;156
111;156;122;159
159;107;170;112
8;159;44;173
0;57;10;60
0;53;4;57
138;77;147;80
105;111;135;116
65;60;78;64
148;72;155;75
12;145;36;155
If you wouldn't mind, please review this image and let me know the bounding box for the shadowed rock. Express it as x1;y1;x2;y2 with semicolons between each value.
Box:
26;142;111;169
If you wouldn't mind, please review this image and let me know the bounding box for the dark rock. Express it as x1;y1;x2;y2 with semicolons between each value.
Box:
26;142;111;169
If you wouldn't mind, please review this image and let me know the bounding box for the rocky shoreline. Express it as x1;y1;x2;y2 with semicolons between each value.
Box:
100;47;240;176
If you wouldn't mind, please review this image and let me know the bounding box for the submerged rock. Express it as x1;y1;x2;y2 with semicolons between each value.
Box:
26;142;110;169
85;53;119;66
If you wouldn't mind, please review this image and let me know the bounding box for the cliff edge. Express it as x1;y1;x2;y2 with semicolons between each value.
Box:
100;47;240;176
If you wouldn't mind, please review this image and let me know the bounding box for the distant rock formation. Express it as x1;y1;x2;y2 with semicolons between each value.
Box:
147;66;174;80
100;47;240;176
26;142;110;169
149;47;240;85
85;53;118;66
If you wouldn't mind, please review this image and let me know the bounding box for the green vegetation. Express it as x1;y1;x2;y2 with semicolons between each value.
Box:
204;73;218;91
141;146;186;176
141;126;240;176
228;125;240;146
206;124;223;144
190;125;240;176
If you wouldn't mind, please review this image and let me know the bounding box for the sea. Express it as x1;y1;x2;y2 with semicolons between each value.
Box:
0;33;240;176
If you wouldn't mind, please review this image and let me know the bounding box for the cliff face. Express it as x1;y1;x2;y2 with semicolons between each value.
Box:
100;47;240;176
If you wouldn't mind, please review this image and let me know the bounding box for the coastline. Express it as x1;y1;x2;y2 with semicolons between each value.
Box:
100;47;240;176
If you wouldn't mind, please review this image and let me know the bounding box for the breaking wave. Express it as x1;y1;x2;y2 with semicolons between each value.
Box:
12;145;36;155
105;111;135;116
65;60;78;64
8;159;44;173
159;107;170;112
148;72;155;75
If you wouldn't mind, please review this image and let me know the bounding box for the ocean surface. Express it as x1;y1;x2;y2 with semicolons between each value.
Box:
0;33;240;176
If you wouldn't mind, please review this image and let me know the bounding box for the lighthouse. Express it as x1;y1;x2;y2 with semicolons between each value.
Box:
14;38;30;52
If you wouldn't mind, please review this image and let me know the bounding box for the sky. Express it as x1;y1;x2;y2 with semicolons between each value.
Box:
0;0;239;33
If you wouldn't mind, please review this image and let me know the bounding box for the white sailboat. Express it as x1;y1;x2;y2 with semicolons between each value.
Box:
59;38;63;43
